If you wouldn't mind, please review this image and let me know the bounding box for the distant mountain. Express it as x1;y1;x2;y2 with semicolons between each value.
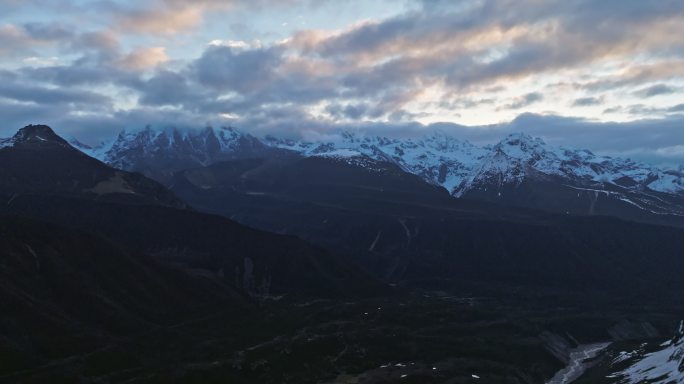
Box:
0;124;185;208
270;131;684;226
264;130;488;195
73;126;684;227
73;126;285;182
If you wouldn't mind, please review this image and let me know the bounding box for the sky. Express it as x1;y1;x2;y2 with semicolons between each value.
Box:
1;0;683;165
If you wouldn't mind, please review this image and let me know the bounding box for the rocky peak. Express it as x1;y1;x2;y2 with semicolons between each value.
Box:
11;124;69;147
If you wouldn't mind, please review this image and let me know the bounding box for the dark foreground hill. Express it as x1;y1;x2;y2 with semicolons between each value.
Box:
0;215;246;379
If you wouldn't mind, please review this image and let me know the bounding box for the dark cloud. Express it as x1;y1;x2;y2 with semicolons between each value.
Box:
668;104;684;113
0;81;111;106
325;103;371;120
572;96;604;107
502;92;544;110
2;0;684;165
22;22;73;41
634;84;676;98
193;45;282;93
137;70;199;107
603;106;623;114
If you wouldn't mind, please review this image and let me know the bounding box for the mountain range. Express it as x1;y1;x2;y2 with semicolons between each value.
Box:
71;125;684;228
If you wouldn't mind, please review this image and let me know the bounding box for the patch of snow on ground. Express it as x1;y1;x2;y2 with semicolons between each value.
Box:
616;321;684;384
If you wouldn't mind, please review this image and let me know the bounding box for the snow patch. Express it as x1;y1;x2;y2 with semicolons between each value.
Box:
609;321;684;384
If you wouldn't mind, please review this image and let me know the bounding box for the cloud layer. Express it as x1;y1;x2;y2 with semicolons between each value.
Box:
0;0;683;164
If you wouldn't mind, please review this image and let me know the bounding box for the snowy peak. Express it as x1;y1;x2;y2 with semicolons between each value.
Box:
494;132;547;155
266;130;684;221
268;130;487;193
15;124;63;141
72;126;684;196
457;132;684;196
454;134;565;195
77;125;273;179
265;130;684;198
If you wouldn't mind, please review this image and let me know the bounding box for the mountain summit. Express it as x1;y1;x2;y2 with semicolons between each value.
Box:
0;125;185;207
74;126;276;181
1;124;70;149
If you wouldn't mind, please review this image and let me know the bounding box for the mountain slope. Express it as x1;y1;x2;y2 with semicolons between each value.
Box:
1;194;379;298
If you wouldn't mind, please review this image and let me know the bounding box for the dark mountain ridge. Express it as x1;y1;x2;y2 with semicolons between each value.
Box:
0;125;185;208
170;155;684;305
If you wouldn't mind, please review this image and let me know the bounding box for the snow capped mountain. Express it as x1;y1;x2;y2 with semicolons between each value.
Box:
269;131;683;197
77;125;265;166
457;133;683;196
72;125;272;180
606;321;684;383
266;131;488;194
267;130;684;223
68;125;684;221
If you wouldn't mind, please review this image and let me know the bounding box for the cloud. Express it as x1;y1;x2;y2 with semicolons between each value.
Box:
116;5;204;35
193;45;283;93
113;0;307;35
502;92;544;109
2;0;684;162
0;80;111;107
572;96;604;107
117;46;169;70
668;104;684;113
0;22;73;56
634;84;676;98
136;70;203;107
